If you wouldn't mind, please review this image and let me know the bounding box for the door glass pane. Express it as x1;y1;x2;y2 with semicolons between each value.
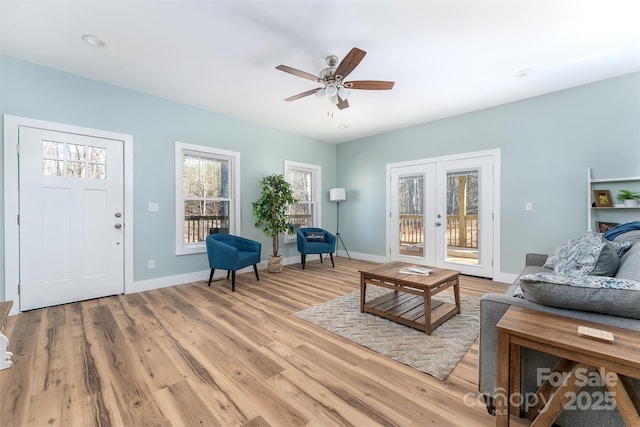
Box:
398;175;424;257
446;169;479;264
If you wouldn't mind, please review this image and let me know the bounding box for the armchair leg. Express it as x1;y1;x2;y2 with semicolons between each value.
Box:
227;270;231;280
231;270;236;292
320;254;323;264
302;254;306;269
330;253;335;268
208;269;215;286
253;264;260;281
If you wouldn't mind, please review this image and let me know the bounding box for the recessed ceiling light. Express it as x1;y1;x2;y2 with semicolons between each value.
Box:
82;35;107;48
513;68;533;78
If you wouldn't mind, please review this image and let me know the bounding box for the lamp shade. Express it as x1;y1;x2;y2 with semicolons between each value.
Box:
329;188;346;202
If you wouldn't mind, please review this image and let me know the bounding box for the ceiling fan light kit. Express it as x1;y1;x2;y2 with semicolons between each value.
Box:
276;47;394;114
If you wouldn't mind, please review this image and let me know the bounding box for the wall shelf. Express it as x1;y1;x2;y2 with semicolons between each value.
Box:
587;169;640;232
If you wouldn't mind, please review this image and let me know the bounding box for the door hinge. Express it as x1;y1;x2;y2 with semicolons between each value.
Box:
18;284;21;295
17;214;20;225
16;144;20;155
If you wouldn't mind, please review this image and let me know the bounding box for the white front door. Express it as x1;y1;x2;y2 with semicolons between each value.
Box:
19;127;124;310
388;152;496;278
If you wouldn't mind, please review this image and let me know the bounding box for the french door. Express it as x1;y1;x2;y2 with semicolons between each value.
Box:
19;127;125;310
388;153;495;277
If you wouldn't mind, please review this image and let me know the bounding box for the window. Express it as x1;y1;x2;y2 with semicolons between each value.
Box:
284;160;321;243
42;140;106;179
175;142;240;255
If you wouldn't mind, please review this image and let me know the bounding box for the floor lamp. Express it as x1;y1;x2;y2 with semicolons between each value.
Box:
329;188;351;260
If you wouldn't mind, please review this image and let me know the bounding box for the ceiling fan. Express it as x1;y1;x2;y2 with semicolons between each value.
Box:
276;47;394;110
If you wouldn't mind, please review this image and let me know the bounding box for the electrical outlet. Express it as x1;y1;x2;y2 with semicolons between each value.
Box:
525;202;533;211
148;259;156;269
148;202;159;212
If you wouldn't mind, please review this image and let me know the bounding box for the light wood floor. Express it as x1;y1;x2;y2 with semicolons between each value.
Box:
0;258;530;426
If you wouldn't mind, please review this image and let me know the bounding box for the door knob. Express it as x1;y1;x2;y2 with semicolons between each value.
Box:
115;213;122;218
115;223;122;229
436;222;442;226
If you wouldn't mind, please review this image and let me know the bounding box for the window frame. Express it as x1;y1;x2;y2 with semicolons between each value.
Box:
175;142;241;255
283;160;322;244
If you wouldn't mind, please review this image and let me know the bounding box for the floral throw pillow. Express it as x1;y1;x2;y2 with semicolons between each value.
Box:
550;233;607;276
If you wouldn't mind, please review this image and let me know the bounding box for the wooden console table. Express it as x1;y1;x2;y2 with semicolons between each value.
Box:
496;306;640;426
360;262;460;335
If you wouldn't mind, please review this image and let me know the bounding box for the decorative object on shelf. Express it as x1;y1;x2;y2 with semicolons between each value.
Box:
592;189;613;207
329;187;351;260
252;174;297;272
596;221;620;233
616;190;640;208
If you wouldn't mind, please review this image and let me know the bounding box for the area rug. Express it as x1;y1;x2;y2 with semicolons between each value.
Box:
295;289;480;380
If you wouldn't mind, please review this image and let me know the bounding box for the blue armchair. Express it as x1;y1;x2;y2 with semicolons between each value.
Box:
296;227;336;269
205;234;261;291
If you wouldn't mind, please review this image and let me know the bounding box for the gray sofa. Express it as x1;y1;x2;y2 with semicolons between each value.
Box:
478;230;640;426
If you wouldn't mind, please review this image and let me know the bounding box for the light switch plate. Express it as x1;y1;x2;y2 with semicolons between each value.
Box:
148;202;159;212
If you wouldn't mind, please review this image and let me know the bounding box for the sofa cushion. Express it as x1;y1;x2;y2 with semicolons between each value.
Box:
545;232;619;277
520;272;640;319
612;229;640;246
616;241;640;281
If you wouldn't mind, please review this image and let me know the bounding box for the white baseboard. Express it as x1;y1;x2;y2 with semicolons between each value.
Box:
128;253;518;296
492;271;518;285
336;250;388;263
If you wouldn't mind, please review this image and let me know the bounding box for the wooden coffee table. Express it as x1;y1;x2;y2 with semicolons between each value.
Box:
360;261;460;335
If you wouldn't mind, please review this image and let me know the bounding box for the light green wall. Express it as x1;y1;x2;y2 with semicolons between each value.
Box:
1;56;638;302
0;56;337;299
336;72;640;274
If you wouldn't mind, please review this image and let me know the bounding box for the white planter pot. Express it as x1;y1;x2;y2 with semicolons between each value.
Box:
623;199;638;208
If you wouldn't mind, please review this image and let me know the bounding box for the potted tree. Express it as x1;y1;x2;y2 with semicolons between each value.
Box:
252;174;297;272
616;190;640;208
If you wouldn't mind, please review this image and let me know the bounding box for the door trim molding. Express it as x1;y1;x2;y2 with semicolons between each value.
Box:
385;149;501;278
3;115;134;314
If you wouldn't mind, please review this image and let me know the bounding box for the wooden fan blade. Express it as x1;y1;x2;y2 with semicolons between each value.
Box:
344;80;395;90
284;88;320;101
335;47;366;80
276;65;319;82
337;96;349;110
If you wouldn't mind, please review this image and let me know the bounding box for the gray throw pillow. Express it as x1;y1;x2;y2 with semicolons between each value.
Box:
520;272;640;319
520;279;640;319
589;241;619;276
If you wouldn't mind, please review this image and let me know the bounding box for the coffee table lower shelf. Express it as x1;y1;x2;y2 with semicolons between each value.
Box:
363;291;458;333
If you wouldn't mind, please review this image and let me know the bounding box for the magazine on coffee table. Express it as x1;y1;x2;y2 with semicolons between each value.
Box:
398;265;433;276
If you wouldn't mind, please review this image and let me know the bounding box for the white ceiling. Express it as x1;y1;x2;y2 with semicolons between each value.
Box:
2;1;639;144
